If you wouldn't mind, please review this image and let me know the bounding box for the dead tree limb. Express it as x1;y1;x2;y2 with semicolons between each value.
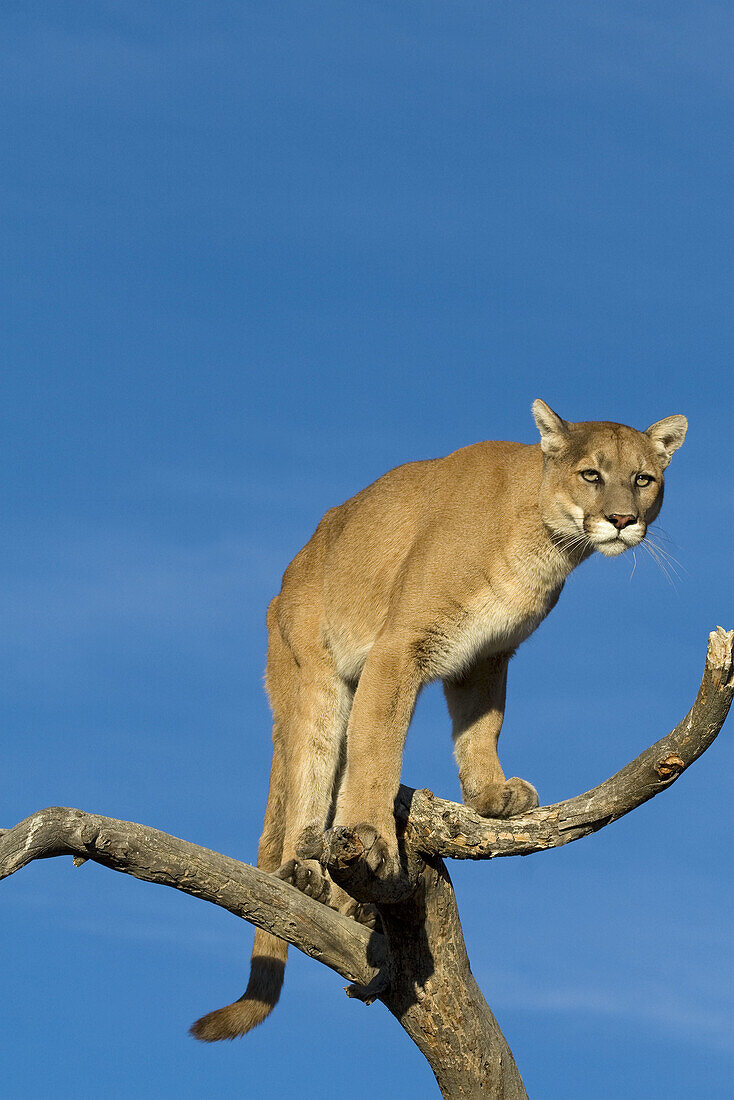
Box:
0;808;385;989
395;624;734;861
1;628;731;1099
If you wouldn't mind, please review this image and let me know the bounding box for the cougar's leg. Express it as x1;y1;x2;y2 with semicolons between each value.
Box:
281;655;353;865
443;652;538;818
334;633;422;880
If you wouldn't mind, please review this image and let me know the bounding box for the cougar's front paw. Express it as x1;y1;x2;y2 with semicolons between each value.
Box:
322;822;414;903
465;777;539;818
353;824;403;882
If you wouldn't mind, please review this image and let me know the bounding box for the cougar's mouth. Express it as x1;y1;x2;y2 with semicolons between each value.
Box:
587;518;645;556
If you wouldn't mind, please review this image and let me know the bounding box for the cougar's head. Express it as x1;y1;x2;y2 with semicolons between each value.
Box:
532;399;687;557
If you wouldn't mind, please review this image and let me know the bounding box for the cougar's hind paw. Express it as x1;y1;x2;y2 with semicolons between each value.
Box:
277;855;379;924
350;901;380;930
277;858;332;906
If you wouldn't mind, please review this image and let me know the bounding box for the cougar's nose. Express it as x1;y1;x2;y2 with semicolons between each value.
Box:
607;514;637;530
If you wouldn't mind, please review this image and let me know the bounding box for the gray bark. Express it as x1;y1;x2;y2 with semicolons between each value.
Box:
379;856;528;1098
1;627;731;1099
397;625;734;861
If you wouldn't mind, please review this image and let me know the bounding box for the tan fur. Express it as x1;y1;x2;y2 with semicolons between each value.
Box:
191;400;686;1040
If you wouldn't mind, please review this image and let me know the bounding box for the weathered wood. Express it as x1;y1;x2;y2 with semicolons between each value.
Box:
397;626;734;861
379;857;528;1099
314;627;733;1097
0;806;385;987
1;628;731;1099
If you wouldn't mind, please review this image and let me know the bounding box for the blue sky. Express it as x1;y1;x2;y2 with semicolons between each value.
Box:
1;3;731;1097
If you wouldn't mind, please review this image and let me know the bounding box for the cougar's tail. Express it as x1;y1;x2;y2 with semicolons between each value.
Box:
190;733;287;1041
189;930;287;1041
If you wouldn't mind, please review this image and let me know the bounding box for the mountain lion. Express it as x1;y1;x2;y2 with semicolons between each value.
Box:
191;399;687;1041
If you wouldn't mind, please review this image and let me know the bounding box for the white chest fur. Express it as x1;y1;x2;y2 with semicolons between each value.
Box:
429;589;549;680
327;550;567;685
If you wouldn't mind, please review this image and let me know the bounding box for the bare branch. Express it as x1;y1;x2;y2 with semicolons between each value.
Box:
1;628;728;1098
398;627;733;860
1;629;729;1000
0;806;385;987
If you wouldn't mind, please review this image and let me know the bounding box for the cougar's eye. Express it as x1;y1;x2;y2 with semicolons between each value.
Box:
580;469;601;484
635;474;654;487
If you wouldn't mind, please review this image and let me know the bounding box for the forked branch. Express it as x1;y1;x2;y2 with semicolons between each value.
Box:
396;626;734;862
1;628;731;998
0;808;385;988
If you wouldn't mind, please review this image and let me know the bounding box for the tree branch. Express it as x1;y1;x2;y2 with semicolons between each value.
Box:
1;629;729;1000
0;806;385;987
1;628;728;1099
397;626;734;861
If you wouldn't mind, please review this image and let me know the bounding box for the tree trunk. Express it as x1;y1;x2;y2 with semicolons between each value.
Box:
379;856;527;1099
1;628;731;1098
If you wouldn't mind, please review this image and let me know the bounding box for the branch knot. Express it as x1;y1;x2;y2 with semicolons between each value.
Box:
654;754;685;781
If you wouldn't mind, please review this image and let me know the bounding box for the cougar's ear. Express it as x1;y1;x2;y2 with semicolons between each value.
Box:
644;415;688;469
532;399;570;456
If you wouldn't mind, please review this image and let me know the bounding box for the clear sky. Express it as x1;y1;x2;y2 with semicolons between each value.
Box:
1;3;731;1098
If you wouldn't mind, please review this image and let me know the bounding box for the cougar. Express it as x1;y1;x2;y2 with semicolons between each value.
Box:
191;399;687;1041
